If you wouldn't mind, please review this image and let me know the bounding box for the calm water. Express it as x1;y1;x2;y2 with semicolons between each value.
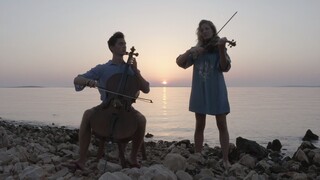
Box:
1;87;319;155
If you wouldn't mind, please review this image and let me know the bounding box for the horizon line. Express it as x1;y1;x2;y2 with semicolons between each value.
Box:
1;85;320;88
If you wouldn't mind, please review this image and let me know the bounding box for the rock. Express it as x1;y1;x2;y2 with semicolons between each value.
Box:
255;159;272;174
163;153;187;172
236;137;268;160
141;164;177;180
1;120;320;179
19;165;46;180
175;139;191;148
313;153;320;166
194;168;215;179
47;167;69;180
145;133;154;138
97;159;122;173
267;139;282;151
99;172;131;180
0;126;9;148
176;170;192;180
239;154;256;169
244;170;269;180
302;129;319;141
299;141;317;150
229;162;249;179
293;149;310;166
187;153;205;165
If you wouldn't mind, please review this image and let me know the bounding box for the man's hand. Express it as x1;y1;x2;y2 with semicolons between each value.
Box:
86;79;97;88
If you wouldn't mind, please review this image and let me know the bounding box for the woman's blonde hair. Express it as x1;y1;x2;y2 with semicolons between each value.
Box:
196;20;220;49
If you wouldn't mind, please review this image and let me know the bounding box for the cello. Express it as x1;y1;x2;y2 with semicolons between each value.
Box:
90;47;149;167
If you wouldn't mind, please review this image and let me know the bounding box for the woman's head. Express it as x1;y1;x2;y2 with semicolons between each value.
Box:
197;20;218;45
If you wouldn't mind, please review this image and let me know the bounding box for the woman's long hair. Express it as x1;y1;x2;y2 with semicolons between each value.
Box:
196;20;220;52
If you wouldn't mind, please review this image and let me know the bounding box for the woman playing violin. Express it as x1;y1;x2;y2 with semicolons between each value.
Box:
176;19;232;169
71;32;150;170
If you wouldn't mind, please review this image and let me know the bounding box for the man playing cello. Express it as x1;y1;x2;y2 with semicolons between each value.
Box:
70;31;150;170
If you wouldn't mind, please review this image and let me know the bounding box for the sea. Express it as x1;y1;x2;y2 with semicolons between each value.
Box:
0;87;319;156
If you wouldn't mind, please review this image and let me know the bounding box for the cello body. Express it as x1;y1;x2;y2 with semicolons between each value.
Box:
90;73;141;141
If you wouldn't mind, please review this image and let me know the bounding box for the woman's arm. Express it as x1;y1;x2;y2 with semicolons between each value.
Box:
217;37;231;72
176;49;192;68
176;47;205;68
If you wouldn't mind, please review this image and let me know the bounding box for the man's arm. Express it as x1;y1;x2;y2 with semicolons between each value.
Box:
74;75;97;88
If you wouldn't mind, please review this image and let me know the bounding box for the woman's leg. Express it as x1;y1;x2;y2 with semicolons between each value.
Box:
216;114;230;163
194;113;206;153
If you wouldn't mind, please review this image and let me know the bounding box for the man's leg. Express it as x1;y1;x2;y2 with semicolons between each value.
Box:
129;110;146;165
76;109;94;168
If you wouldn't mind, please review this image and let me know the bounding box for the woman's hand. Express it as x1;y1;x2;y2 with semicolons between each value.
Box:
189;46;205;54
189;46;205;59
217;37;228;49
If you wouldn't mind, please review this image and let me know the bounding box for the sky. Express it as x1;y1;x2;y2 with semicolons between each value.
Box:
1;0;320;87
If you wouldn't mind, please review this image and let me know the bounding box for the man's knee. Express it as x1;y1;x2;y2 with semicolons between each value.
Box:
137;114;146;128
82;108;95;125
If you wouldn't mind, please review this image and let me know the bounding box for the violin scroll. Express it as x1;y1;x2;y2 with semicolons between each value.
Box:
227;39;236;48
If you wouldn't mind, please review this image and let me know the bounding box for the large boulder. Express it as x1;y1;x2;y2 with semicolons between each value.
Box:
236;137;268;160
267;139;282;151
302;129;319;141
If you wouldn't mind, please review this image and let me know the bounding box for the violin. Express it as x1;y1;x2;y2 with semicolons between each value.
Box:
226;39;236;48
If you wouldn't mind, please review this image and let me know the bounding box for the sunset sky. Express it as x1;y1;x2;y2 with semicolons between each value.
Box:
1;0;319;87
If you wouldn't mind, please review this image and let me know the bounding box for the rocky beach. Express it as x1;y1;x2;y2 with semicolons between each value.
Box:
0;119;320;180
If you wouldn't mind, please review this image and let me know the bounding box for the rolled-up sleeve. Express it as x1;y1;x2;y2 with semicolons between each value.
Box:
74;65;101;91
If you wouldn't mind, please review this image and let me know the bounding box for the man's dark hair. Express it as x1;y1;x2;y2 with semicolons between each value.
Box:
107;32;124;52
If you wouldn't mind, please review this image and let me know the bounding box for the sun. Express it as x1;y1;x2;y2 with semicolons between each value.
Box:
162;80;168;85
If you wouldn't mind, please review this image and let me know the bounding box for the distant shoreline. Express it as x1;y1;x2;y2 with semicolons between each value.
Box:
1;85;320;88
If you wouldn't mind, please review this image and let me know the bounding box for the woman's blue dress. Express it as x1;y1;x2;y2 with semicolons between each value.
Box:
181;51;231;115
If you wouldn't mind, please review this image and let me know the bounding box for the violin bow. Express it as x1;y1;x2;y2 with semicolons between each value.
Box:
96;86;153;103
216;11;238;36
